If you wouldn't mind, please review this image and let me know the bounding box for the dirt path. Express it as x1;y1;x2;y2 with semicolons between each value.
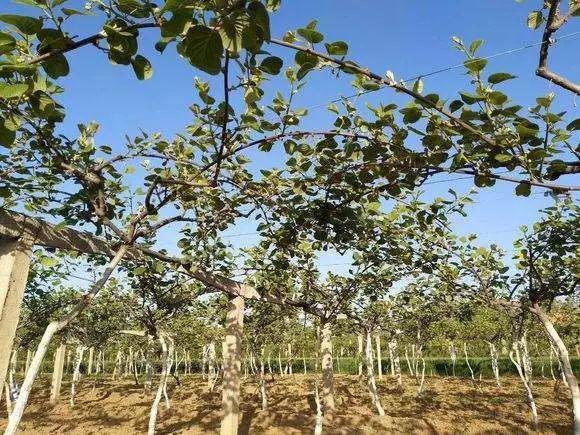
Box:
0;374;574;434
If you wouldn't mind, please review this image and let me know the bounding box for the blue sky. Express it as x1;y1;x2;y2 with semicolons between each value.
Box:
4;0;579;277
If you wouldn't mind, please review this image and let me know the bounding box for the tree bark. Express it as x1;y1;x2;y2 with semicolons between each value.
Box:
357;334;363;376
220;295;244;435
510;339;538;428
0;237;32;400
533;304;580;434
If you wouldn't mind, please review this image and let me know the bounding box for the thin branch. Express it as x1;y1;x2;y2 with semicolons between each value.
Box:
536;0;580;95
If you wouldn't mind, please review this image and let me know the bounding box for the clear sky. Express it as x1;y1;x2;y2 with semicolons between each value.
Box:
4;0;579;277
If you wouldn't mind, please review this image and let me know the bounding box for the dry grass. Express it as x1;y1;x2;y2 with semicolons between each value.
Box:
0;374;574;434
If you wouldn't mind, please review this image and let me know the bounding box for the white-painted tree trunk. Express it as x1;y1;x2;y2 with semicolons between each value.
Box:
320;319;335;417
449;341;457;376
259;353;267;411
388;339;402;388
148;332;173;435
357;334;363;376
314;381;323;435
534;305;580;434
3;245;128;435
70;345;86;407
364;331;385;416
87;347;94;375
220;295;244;435
510;339;538;429
489;342;501;387
463;343;476;382
375;334;382;380
417;356;426;395
24;349;32;375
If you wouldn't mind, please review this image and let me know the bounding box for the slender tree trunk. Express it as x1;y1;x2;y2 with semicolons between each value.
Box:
70;345;86;407
303;350;307;374
148;332;172;435
533;304;580;434
145;336;154;394
24;349;32;375
3;245;128;435
389;339;403;388
259;350;267;411
417;356;426;395
375;334;382;380
220;295;244;435
489;342;501;387
87;347;94;376
320;319;335;417
365;331;385;415
463;343;476;382
357;334;363;376
510;339;538;429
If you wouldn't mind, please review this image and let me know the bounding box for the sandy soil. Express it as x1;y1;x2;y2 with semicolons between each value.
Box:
0;374;574;434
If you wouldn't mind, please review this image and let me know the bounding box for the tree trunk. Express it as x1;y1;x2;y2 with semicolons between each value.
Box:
357;334;363;376
375;334;383;380
70;345;86;407
510;339;538;428
24;349;32;375
489;342;501;387
463;343;476;382
3;244;128;435
220;295;244;435
87;347;94;376
533;304;580;434
259;352;267;410
148;332;172;435
365;331;385;415
0;237;32;400
313;381;323;435
320;319;335;417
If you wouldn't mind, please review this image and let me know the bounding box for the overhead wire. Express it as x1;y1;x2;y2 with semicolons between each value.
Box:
301;30;580;112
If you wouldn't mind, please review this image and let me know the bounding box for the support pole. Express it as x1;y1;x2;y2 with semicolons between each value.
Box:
220;295;244;435
0;238;32;399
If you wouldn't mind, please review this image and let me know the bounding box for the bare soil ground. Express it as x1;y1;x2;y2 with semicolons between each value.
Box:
0;374;574;434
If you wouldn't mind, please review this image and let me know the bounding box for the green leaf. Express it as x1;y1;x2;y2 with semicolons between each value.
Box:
527;10;543;29
297;27;323;43
161;11;191;37
178;26;223;75
469;39;484;55
488;72;516;84
488;91;508;105
61;8;87;16
259;56;282;75
247;1;270;41
0;117;16;147
494;153;512;163
41;53;70;78
0;83;28;99
412;78;424;94
0;15;42;35
459;91;485;104
131;54;153;80
0;32;16;54
324;41;348;56
400;106;422;124
515;182;531;197
567;118;580;131
464;58;487;73
449;100;463;112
